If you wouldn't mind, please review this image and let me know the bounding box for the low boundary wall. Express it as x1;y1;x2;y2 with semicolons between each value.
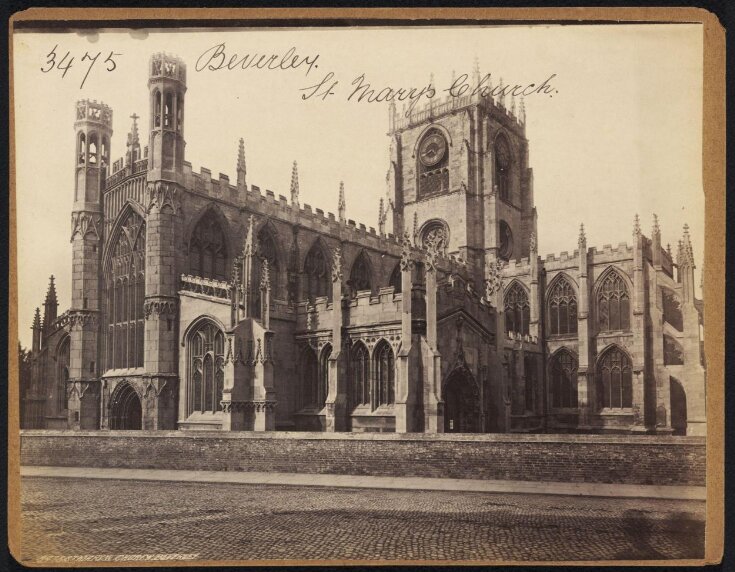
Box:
20;430;706;486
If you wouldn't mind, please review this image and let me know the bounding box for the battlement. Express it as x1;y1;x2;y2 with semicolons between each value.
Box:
149;52;187;84
179;274;230;301
75;99;112;129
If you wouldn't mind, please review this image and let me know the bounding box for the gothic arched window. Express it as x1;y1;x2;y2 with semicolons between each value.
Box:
389;263;402;294
304;241;330;300
189;211;228;281
421;220;449;254
106;211;145;371
548;277;578;336
164;91;174;128
56;336;70;414
187;320;225;415
494;133;512;202
499;220;513;260
255;226;279;308
504;282;530;337
153;90;162;128
417;130;449;197
349;251;372;297
374;341;395;407
351;342;370;407
300;347;319;409
597;271;630;332
550;350;578;409
597;346;633;409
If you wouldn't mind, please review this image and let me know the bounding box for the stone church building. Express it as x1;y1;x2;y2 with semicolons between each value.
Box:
21;53;706;436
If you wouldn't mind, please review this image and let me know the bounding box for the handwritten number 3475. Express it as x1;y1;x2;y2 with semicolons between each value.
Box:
41;45;121;89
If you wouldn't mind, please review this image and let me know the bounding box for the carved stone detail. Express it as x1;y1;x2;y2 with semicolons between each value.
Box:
71;211;102;242
144;297;178;319
147;181;181;214
68;310;99;330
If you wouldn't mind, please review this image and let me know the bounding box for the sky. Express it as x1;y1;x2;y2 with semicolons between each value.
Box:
13;24;704;348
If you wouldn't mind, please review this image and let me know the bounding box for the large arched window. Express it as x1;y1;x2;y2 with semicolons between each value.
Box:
494;133;512;202
106;211;145;371
56;336;70;414
597;346;633;409
389;263;402;294
300;347;319;409
597;270;631;332
417;130;449;197
504;282;530;337
348;251;372;297
374;341;395;407
319;345;332;409
351;342;370;407
188;320;225;415
189;211;228;281
550;350;578;409
304;241;330;300
548;277;578;336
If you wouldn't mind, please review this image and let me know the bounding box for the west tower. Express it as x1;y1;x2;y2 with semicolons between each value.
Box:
68;99;112;428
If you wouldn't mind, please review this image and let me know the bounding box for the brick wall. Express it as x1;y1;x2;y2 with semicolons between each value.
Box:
20;431;705;486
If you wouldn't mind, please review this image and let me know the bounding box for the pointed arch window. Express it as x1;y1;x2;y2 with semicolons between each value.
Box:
304;242;330;300
189;211;228;281
504;282;530;337
351;343;370;407
494;133;512;202
319;345;332;409
187;320;225;415
106;211;145;371
597;346;633;409
389;263;402;294
550;350;578;409
374;342;395;407
349;252;372;297
597;271;630;332
548;277;578;335
257;226;279;295
56;336;70;414
300;347;319;409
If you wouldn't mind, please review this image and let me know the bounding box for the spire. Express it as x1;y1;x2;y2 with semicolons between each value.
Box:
498;77;505;108
32;307;41;330
32;307;42;352
44;275;57;305
652;213;660;238
519;95;526;124
290;160;300;207
578;223;586;246
338;181;346;223
378;197;386;236
43;275;58;329
237;138;247;189
126;113;141;165
681;223;694;267
473;57;481;99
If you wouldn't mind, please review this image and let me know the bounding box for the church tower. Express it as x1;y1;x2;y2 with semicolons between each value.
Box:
143;53;187;428
387;67;535;285
68;99;112;429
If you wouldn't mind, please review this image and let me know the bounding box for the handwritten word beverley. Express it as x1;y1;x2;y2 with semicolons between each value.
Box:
195;42;320;76
41;45;121;89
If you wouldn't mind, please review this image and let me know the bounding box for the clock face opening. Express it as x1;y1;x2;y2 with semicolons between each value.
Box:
419;133;447;167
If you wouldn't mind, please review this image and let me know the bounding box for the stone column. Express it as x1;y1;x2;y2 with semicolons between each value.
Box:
630;216;647;432
576;224;593;429
325;246;348;431
395;234;417;432
422;245;443;433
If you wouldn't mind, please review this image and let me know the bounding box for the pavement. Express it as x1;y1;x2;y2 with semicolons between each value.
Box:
20;465;706;500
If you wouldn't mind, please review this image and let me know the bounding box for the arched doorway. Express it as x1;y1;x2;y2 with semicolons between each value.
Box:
109;383;142;430
670;377;687;436
443;369;480;433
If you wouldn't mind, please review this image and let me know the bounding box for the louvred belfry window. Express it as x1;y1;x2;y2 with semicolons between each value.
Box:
504;282;530;337
188;321;225;415
189;212;228;281
548;277;578;335
494;134;511;202
106;212;145;371
597;271;630;332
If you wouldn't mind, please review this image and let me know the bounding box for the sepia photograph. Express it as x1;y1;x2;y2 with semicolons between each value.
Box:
9;9;725;566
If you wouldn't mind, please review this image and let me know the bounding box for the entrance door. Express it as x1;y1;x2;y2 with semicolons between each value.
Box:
670;378;687;436
109;383;143;430
443;370;480;433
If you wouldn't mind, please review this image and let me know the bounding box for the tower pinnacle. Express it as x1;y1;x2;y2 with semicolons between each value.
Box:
237;138;247;190
338;181;346;223
290;160;300;207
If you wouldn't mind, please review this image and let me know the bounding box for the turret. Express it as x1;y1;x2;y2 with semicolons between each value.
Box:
147;52;187;184
74;99;112;212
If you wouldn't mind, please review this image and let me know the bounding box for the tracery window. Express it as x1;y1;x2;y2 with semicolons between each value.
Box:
548;277;578;335
498;220;513;260
550;350;578;409
524;355;536;412
374;341;395;407
304;242;330;300
597;271;630;332
189;211;227;281
319;345;332;409
188;321;224;415
504;282;530;337
106;211;145;371
351;342;370;407
389;263;402;294
421;221;449;254
349;251;372;296
56;336;70;413
417;130;450;197
597;346;633;409
300;347;319;409
255;226;279;311
494;133;512;202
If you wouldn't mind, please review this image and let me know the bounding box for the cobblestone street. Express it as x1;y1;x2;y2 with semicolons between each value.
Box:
19;477;705;564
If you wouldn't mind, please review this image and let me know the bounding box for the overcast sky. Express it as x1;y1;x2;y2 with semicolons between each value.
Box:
13;24;704;348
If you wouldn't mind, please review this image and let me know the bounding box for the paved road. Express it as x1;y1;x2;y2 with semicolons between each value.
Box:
19;477;705;564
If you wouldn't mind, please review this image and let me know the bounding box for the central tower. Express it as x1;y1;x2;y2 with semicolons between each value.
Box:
387;76;536;285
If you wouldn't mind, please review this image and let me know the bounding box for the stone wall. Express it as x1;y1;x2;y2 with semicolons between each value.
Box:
20;430;705;486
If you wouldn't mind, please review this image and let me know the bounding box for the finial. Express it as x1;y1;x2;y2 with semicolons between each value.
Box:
260;258;270;290
237;138;247;189
129;113;140;146
338;181;346;223
633;214;641;237
412;212;419;244
331;246;343;283
378;197;386;236
400;232;414;271
666;243;672;258
519;95;526;123
498;77;505;107
45;275;57;302
578;223;586;245
243;214;256;257
652;213;660;237
290;160;299;207
32;307;41;329
511;94;517;116
529;230;537;253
